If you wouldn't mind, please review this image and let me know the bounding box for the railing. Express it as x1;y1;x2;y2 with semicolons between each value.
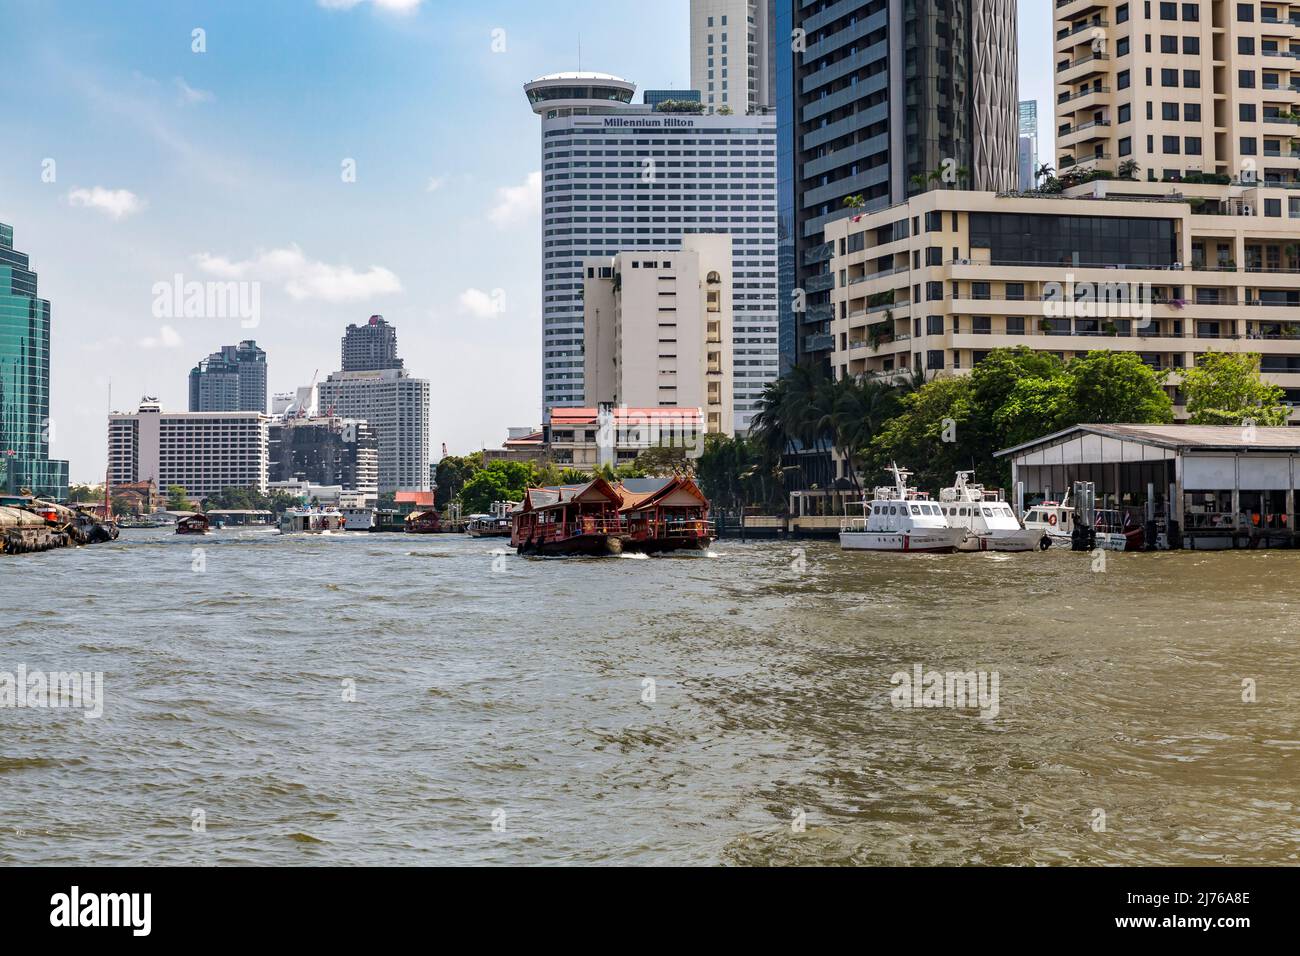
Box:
1059;86;1111;103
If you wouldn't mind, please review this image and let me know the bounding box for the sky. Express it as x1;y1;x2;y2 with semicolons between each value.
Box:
0;0;1054;483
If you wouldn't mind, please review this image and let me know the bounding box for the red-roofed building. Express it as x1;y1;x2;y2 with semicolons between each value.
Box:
547;403;703;469
394;490;435;508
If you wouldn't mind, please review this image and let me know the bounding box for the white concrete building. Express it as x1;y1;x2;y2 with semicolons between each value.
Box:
583;234;734;435
316;368;430;494
690;0;773;116
524;71;777;432
107;399;269;498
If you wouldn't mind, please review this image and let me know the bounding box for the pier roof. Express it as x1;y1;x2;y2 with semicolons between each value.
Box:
998;424;1300;461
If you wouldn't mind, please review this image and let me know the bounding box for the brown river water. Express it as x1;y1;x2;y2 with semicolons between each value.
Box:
1;528;1297;865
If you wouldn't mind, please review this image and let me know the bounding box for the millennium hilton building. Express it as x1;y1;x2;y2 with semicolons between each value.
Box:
0;222;69;499
776;0;1020;367
524;71;778;432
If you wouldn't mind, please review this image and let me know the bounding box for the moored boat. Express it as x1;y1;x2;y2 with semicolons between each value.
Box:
940;472;1048;552
466;500;515;537
1022;496;1131;551
404;509;442;534
839;464;966;553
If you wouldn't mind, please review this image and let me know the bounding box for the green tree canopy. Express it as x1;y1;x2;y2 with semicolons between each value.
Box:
166;485;193;511
1181;352;1289;426
458;460;533;513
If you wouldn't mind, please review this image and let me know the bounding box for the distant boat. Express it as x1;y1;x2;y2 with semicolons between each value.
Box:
466;500;516;537
279;508;345;534
175;514;211;536
839;464;966;553
339;507;376;531
404;509;442;534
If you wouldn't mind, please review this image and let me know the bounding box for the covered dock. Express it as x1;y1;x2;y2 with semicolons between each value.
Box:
997;424;1300;550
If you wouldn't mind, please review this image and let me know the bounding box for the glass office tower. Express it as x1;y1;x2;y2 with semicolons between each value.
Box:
775;0;1018;368
0;222;69;499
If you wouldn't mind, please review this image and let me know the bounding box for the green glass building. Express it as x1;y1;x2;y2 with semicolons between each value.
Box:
0;222;69;499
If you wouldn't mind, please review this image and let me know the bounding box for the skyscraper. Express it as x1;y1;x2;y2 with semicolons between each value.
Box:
690;0;775;115
342;315;403;372
0;222;69;499
524;72;778;432
1019;100;1039;191
776;0;1019;368
188;341;267;413
317;317;429;493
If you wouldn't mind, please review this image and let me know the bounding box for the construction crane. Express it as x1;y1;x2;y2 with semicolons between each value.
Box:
297;369;319;419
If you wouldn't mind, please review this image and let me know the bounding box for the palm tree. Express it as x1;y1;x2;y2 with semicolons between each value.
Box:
1035;162;1055;186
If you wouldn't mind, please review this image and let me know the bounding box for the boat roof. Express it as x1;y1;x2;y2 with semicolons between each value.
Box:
521;477;621;511
617;476;708;510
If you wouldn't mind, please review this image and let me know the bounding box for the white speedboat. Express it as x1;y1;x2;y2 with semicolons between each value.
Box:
339;506;376;531
839;464;966;553
940;472;1048;552
279;508;346;534
1022;496;1131;551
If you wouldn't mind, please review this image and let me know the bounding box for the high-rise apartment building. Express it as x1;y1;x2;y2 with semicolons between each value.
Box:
108;400;269;498
1054;0;1300;188
316;368;429;493
188;341;267;413
1019;100;1040;191
690;0;775;115
776;0;1020;368
341;315;403;372
582;234;735;435
0;222;68;499
524;72;777;432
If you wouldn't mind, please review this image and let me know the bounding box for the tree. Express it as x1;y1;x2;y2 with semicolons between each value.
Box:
865;376;976;492
1181;352;1289;426
634;445;695;476
458;460;533;513
435;452;483;508
166;485;193;511
1118;159;1141;180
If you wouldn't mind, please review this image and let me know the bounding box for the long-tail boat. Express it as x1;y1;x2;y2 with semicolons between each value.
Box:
511;477;629;556
616;477;714;553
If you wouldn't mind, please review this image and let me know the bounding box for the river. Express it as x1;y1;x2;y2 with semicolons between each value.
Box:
1;529;1296;865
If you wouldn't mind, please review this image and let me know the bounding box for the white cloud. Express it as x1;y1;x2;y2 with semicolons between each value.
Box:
317;0;423;12
139;325;182;349
193;244;402;303
487;171;541;227
66;186;144;220
175;78;214;105
458;288;500;318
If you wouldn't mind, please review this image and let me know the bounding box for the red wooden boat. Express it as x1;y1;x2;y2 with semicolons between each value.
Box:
404;509;442;534
175;513;210;535
511;478;629;556
617;477;714;553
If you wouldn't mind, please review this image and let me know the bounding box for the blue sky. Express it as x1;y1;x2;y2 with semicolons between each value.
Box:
0;0;1053;482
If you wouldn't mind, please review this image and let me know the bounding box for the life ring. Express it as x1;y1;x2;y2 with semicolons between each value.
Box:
1047;514;1057;526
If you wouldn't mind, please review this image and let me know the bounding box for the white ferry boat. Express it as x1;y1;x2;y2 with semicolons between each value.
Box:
940;472;1048;552
339;507;376;531
839;464;966;553
279;508;346;535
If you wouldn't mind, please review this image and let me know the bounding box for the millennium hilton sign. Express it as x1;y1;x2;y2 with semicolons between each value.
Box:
600;116;697;128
